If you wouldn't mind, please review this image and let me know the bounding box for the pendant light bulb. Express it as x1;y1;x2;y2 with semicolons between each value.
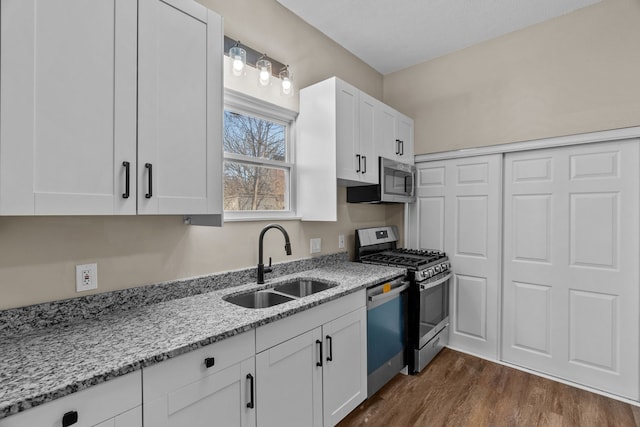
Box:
279;66;293;96
257;56;272;86
229;44;246;77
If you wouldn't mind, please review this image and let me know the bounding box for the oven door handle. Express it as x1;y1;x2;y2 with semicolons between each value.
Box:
419;272;453;292
368;283;409;304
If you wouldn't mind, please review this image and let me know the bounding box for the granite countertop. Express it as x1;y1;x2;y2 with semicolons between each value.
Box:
0;261;405;419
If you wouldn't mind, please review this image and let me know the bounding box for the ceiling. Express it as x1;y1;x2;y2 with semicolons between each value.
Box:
275;0;602;75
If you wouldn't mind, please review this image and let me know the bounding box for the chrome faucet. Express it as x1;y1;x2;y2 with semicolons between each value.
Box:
257;224;292;284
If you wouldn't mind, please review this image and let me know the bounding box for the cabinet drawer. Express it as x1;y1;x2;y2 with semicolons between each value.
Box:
142;331;255;403
0;371;141;427
256;290;365;353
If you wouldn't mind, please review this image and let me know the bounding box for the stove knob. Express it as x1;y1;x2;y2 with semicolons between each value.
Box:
435;265;441;273
426;268;434;278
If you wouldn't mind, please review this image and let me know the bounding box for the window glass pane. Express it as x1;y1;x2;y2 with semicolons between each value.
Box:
224;111;286;161
224;162;288;211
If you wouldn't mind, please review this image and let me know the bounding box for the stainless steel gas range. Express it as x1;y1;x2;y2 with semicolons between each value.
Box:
356;226;452;376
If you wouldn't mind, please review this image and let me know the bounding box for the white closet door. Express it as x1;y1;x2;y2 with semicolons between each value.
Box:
410;154;502;359
137;0;222;215
502;140;639;400
0;0;137;215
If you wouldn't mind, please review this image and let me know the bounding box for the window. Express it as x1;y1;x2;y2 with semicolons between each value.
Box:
223;90;297;220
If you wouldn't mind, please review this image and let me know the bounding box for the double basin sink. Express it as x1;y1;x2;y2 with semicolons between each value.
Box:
224;279;336;309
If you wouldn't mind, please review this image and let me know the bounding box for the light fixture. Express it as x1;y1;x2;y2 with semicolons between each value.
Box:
229;42;246;77
256;55;272;86
279;65;293;96
224;37;292;94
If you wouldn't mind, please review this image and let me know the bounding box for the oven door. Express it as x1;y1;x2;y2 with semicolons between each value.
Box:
417;272;451;348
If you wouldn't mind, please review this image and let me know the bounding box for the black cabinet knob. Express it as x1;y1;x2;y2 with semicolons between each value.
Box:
62;410;78;426
204;357;215;368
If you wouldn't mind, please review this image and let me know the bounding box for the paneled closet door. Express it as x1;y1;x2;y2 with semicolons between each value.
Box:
409;154;502;360
0;0;137;215
502;140;639;400
137;0;222;215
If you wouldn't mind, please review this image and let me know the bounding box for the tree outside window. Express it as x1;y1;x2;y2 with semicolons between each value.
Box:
223;110;290;212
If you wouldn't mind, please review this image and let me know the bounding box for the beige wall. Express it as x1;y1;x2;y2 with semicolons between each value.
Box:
0;0;403;310
383;0;640;154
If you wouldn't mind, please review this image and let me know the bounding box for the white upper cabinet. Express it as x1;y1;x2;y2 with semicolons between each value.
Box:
302;77;377;187
297;76;412;220
375;103;414;164
138;0;222;215
0;0;137;215
0;0;222;216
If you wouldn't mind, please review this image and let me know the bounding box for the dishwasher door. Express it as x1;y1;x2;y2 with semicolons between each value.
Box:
366;277;409;397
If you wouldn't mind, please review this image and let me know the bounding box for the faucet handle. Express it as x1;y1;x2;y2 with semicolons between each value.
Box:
265;257;273;274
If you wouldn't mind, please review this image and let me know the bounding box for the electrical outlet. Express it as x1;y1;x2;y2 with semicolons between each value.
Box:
310;238;322;254
76;263;98;292
338;234;345;249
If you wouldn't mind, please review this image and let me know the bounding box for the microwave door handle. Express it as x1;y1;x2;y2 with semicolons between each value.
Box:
405;171;415;197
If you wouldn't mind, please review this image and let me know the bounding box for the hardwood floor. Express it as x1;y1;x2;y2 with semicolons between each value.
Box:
338;349;640;427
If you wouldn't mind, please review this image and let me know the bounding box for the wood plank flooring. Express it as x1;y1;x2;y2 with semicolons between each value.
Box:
338;348;640;427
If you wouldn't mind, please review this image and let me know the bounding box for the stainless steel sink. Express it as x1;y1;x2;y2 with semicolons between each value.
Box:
273;279;336;298
224;290;294;309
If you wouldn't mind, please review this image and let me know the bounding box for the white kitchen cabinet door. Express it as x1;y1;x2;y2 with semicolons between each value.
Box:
396;113;414;162
94;407;142;427
374;104;414;164
375;104;398;161
322;307;367;427
502;140;639;400
356;92;378;185
0;0;137;215
408;154;502;360
334;79;362;184
0;372;141;427
256;328;323;427
144;358;255;427
143;332;256;427
137;0;222;215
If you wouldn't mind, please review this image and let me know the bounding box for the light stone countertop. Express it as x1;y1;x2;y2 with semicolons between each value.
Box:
0;261;405;420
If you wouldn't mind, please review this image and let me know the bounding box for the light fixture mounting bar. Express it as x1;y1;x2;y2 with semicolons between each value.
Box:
224;36;287;78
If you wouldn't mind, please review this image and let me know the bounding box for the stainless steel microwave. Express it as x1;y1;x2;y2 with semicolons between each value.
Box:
346;157;416;203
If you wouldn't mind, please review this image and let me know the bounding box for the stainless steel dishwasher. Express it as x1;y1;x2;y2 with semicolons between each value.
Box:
366;276;409;397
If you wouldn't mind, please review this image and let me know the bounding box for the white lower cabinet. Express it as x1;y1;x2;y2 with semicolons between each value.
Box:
256;328;323;427
255;290;367;427
142;332;256;427
0;372;141;427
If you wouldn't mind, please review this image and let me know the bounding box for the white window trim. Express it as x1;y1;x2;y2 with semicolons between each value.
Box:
223;89;299;222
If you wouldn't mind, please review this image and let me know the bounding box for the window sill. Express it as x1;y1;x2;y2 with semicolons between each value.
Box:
223;212;302;222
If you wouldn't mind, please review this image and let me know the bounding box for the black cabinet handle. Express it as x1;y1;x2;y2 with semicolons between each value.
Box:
62;411;78;426
395;139;401;155
355;154;361;173
316;339;323;367
326;335;333;362
246;373;255;409
362;156;367;174
145;163;153;199
400;140;404;156
204;357;215;368
122;161;130;199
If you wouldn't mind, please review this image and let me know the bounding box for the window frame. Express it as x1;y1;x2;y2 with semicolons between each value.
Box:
222;89;299;222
